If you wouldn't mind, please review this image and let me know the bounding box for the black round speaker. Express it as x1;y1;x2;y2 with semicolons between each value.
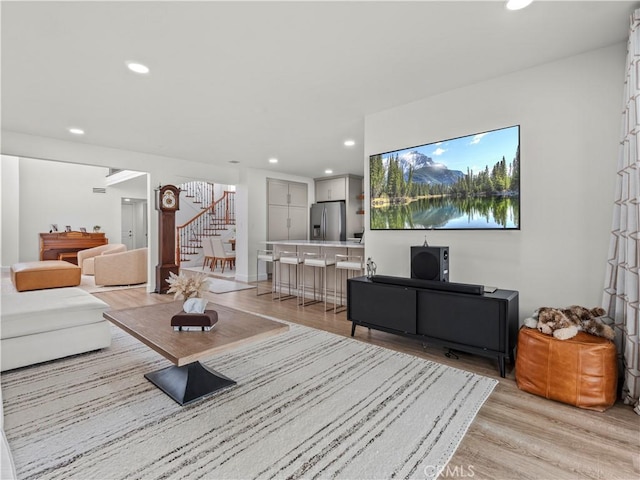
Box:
412;251;440;280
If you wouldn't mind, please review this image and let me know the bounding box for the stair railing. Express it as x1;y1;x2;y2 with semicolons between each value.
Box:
211;190;236;226
180;181;214;208
175;190;236;266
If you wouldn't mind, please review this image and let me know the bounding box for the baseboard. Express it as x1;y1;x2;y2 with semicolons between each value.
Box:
235;273;251;283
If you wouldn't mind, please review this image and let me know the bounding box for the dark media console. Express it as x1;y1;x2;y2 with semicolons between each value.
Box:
372;274;485;295
347;275;519;377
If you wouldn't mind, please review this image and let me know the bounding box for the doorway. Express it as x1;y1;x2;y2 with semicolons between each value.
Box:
121;198;148;250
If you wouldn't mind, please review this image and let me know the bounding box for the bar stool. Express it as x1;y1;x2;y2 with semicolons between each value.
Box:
334;254;364;314
301;252;335;310
256;249;278;298
277;251;302;301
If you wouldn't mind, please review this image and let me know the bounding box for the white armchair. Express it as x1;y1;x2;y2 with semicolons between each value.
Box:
77;244;127;275
94;248;148;286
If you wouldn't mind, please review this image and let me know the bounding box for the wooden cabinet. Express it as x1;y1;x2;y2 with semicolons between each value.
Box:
267;179;308;241
39;232;107;264
347;276;519;377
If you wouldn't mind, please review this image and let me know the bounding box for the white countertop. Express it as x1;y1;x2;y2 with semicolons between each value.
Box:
266;240;364;248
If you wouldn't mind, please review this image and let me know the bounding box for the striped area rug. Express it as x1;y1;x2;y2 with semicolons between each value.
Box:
1;320;497;480
208;278;256;294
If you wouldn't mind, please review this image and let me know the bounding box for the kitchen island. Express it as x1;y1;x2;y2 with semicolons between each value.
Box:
267;239;364;249
264;240;365;308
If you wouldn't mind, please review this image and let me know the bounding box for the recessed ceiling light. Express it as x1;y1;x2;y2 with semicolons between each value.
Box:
325;169;333;174
126;62;150;74
505;0;533;10
269;158;278;164
68;128;85;135
344;140;355;147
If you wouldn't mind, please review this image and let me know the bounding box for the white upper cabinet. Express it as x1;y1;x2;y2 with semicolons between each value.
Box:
267;179;291;206
267;179;308;240
315;177;346;202
288;182;308;207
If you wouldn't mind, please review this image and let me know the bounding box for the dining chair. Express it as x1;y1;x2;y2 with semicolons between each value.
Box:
202;237;215;270
210;236;236;273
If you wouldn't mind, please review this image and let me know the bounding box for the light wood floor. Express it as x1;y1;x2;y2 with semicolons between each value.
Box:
94;283;640;480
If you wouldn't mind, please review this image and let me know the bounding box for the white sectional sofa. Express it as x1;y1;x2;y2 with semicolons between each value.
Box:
0;287;112;477
1;385;16;480
0;287;112;371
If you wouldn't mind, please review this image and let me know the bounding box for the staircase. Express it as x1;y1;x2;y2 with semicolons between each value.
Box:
176;181;236;267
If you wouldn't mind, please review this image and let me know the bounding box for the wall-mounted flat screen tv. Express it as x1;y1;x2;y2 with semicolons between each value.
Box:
370;125;520;230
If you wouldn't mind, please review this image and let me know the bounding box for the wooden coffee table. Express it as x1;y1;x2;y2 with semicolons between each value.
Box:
104;301;289;405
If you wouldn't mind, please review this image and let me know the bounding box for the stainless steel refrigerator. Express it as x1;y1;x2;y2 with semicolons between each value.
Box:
310;201;346;241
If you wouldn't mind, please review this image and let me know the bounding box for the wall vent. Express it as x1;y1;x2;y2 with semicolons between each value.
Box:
93;187;107;194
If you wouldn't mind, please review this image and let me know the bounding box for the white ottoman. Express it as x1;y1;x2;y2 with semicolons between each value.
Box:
0;288;111;371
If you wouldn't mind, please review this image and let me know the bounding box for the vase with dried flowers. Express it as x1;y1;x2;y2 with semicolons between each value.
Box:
166;272;209;312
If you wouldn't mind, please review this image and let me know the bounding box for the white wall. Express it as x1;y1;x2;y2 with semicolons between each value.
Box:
0;155;20;267
6;44;622;301
364;44;625;320
109;175;148;249
1;133;241;290
236;167;314;283
11;157;147;263
1;133;316;285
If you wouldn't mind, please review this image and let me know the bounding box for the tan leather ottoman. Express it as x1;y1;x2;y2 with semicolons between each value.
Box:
515;327;617;411
10;260;81;292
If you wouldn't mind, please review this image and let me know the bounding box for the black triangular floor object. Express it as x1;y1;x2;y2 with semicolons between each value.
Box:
144;361;236;406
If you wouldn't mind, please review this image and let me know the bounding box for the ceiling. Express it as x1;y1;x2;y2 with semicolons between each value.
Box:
1;1;636;179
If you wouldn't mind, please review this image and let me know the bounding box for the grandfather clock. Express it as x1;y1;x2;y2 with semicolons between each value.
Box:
155;184;180;294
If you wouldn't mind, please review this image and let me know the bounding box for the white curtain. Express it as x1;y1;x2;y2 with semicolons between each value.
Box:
602;9;640;415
